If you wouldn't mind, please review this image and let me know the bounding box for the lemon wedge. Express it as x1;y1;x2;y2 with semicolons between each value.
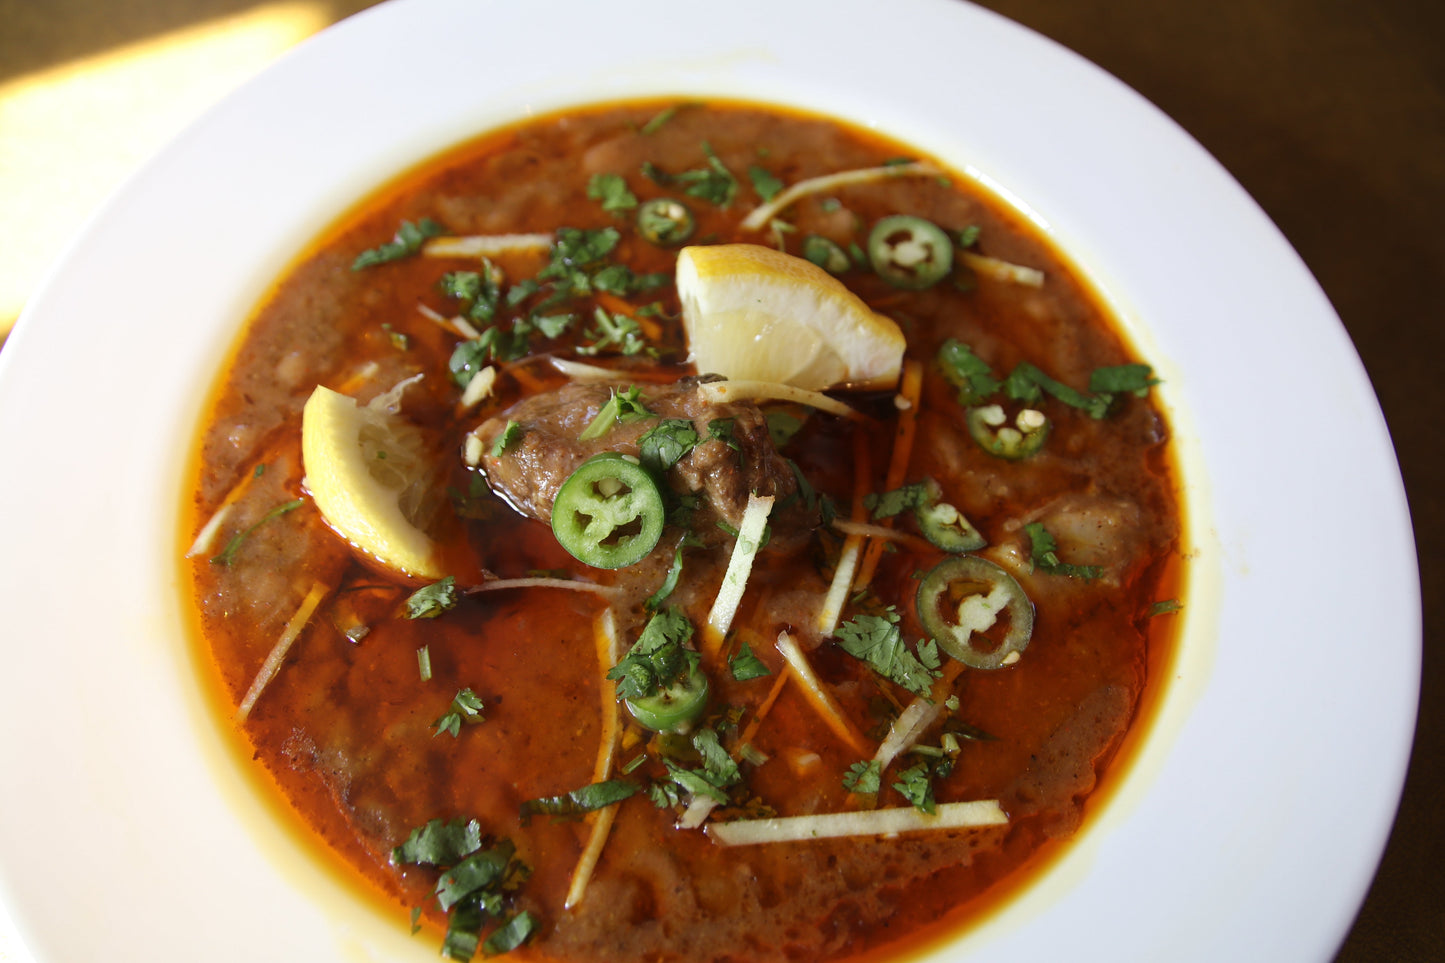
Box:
677;244;905;391
301;382;443;580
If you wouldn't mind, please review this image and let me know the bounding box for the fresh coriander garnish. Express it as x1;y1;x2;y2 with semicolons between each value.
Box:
433;687;486;737
586;172;638;213
608;607;696;701
520;778;641;823
637;418;700;474
391;823;533;960
842;759;882;794
642;142;738;207
1148;598;1183;617
209;497;305;566
577;306;647;356
1023;522;1103;580
892;762;937;813
490;420;522;457
937;338;1002;405
406;576;458;619
351;218;443;270
729;642;771;681
834;609;941;698
748;163;784;201
580;385;653;441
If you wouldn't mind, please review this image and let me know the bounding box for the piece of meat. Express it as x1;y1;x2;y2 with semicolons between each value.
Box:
470;378;813;535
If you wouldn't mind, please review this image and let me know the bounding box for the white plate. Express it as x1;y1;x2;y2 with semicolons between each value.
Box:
0;0;1418;960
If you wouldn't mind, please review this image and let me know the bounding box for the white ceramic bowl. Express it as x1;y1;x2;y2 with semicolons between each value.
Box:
0;1;1418;961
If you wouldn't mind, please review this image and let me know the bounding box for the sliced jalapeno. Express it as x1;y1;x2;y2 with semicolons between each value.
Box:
801;235;850;274
913;477;985;553
637;197;696;247
867;214;954;290
625;661;710;732
966;404;1049;460
551;453;665;569
916;556;1034;670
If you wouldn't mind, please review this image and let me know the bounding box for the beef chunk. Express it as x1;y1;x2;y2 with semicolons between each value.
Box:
471;378;812;535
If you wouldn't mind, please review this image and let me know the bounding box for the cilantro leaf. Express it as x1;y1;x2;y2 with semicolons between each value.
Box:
1090;363;1158;398
580;385;653;440
406;576;459;619
607;607;695;701
692;727;742;788
586;172;638;213
748;164;784;201
490;420;522;457
1023;522;1104;580
433;687;486;737
842;759;882;794
520;778;641;823
209;497;305;566
436;840;515;911
892;762;937;813
538;227;620;280
1004;361;1110;419
440;261;503;323
482;911;536;955
391;817;484;867
645;534;701;611
834;609;940;697
729;642;771;681
638;418;700;474
643;143;738;207
1148;598;1183;617
351;218;443;270
577;306;647;356
937;339;1001;405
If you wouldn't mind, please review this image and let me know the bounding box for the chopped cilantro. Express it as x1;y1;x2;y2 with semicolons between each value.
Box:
956;224;981;247
607;607;696;701
433;687;486;737
209;497;305;566
539;227;620;280
638;418;700;474
640;104;683;135
834;609;940;698
391;818;485;867
1004;361;1110;419
645;537;689;611
843;759;882;794
748;164;784;201
490;420;522;457
643;143;738;207
351;218;443;270
1148;598;1183;617
591;262;669;296
1090;363;1159;398
449;339;492;388
937;339;1001;405
577;306;647;356
482;911;536;955
1023;522;1104;580
586;172;638;213
580;385;653;441
407;576;458;619
520;778;641;823
892;762;936;813
440;262;504;323
729;642;771;681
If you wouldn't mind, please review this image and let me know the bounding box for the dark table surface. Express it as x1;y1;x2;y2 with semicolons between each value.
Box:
3;1;1440;960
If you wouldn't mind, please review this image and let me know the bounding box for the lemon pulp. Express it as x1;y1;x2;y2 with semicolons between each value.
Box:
676;244;905;391
300;383;443;580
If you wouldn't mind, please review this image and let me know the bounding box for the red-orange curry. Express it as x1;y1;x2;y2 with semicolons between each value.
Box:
184;100;1184;962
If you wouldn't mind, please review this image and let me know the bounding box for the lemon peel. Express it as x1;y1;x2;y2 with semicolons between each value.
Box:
301;382;443;580
677;244;905;391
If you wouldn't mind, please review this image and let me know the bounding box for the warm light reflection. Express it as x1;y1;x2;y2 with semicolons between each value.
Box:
0;2;334;341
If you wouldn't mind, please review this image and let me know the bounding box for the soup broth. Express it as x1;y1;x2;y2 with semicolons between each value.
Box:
185;100;1184;962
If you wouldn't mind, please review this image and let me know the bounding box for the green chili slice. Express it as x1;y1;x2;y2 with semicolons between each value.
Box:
966;404;1049;460
637;197;696;247
911;477;985;552
801;235;850;274
916;556;1034;670
551;453;665;568
625;661;710;732
867;214;954;289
